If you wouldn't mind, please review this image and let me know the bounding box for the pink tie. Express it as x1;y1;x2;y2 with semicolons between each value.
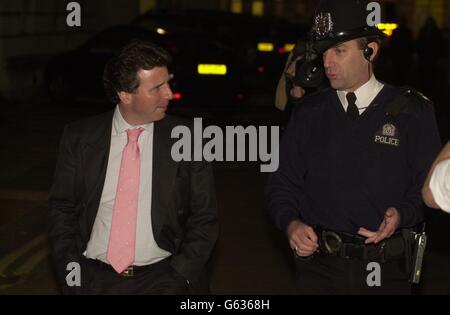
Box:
107;128;144;273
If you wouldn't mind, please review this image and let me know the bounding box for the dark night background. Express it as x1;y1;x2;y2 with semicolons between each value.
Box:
0;0;449;294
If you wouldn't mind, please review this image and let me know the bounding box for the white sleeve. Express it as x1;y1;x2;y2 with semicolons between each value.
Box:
429;159;450;213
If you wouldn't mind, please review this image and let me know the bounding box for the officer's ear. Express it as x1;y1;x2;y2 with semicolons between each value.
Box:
367;42;379;62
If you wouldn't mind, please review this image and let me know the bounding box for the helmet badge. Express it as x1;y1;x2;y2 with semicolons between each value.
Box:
313;12;334;39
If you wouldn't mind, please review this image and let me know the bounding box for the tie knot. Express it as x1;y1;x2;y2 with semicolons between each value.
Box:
126;128;144;142
346;92;357;105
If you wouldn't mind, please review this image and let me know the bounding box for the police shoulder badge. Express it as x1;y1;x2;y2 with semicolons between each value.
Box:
374;123;400;147
313;12;334;39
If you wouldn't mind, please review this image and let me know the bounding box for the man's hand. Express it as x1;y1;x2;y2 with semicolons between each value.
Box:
358;207;401;244
285;56;305;99
290;86;306;99
287;220;319;257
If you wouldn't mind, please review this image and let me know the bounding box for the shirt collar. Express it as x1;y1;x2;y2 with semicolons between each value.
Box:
112;105;153;136
337;75;384;110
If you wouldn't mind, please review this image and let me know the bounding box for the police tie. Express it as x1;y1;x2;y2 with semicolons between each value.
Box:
346;92;359;120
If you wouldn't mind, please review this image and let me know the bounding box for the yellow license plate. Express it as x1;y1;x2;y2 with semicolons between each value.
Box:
197;64;227;75
257;42;274;52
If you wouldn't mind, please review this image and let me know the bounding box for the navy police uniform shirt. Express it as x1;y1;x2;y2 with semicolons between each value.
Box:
266;84;442;235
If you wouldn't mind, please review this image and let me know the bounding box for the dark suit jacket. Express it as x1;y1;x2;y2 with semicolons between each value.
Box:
48;111;219;294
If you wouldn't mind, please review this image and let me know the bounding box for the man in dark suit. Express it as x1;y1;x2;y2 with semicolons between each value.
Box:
48;40;219;294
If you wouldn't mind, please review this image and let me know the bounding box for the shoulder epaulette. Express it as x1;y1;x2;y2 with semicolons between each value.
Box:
385;86;431;117
402;86;432;104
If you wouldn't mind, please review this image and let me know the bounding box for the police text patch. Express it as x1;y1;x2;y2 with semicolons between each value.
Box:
374;123;400;147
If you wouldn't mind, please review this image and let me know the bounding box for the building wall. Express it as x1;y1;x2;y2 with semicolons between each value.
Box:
163;0;315;22
381;0;449;36
1;0;448;100
0;0;139;99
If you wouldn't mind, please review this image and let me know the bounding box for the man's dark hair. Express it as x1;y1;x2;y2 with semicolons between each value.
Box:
103;39;172;104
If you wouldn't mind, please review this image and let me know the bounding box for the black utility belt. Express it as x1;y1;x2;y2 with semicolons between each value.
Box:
296;225;427;283
315;227;407;262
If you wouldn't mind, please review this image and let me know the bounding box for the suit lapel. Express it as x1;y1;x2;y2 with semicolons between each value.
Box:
83;111;114;229
152;116;179;238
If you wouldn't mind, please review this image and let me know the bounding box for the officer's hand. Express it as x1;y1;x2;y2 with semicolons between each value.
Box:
287;220;319;257
285;56;306;99
357;207;401;244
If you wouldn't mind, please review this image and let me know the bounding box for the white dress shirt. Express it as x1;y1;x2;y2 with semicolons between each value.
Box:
429;159;450;213
337;75;384;114
85;106;171;265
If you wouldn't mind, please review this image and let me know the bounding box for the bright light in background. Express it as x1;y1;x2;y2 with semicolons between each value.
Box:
173;93;182;100
257;42;274;52
377;23;398;36
278;43;296;54
252;0;264;17
156;28;167;35
284;43;295;52
231;0;243;14
198;64;227;75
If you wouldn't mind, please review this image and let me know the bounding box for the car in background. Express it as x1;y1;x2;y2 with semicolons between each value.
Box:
44;25;246;117
131;10;308;83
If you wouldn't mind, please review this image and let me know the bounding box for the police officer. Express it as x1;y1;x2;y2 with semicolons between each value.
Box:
267;0;441;294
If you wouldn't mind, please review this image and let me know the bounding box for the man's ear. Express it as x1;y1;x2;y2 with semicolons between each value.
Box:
368;42;379;61
118;91;132;105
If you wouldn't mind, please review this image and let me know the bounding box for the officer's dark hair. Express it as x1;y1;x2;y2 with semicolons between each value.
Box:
103;39;172;104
